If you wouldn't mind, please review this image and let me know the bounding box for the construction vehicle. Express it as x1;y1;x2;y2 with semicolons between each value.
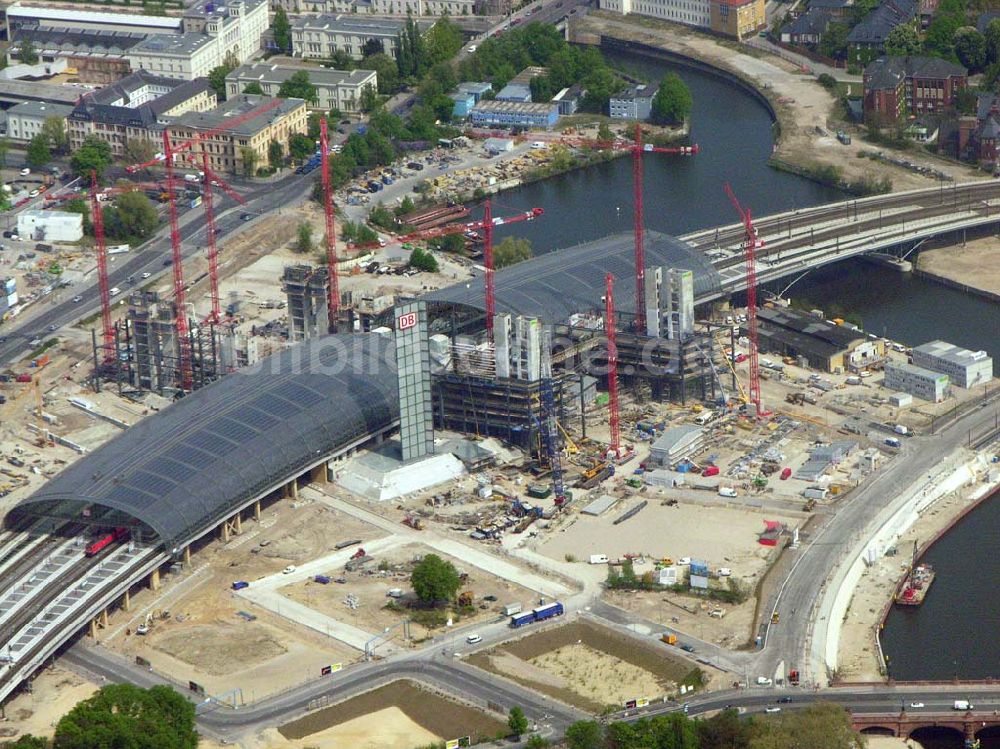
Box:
660;633;678;646
457;591;474;607
556;421;579;454
788;669;800;685
575;461;614;489
402;515;423;530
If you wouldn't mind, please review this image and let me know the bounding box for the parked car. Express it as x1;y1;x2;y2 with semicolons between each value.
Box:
19;168;30;176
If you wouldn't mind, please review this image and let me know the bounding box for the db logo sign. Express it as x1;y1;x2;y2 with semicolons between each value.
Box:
397;311;418;330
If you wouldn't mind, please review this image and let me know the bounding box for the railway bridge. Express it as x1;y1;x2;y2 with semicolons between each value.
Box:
854;710;1000;743
679;179;1000;301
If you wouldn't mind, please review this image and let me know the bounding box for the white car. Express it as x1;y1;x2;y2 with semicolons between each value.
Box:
468;44;477;52
72;296;82;303
19;168;30;177
466;634;482;644
29;189;39;198
678;557;691;566
283;565;296;574
909;702;925;708
764;707;781;714
141;272;151;279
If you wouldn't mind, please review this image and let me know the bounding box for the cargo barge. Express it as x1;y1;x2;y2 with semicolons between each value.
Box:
895;563;935;606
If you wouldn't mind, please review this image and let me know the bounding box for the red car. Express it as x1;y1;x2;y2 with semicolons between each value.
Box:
780;468;792;480
701;466;720;477
731;353;748;364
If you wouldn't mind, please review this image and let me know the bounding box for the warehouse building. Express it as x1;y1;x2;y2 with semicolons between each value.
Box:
469;100;559;130
17;210;83;242
911;340;993;388
883;360;950;402
756;307;885;373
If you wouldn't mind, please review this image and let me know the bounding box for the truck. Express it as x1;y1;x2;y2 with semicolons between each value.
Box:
718;486;738;498
509;601;564;628
953;700;973;711
503;602;522;617
893;424;909;435
885;437;902;448
589;554;609;564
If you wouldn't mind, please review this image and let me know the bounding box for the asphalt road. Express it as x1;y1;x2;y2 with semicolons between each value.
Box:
0;170;314;367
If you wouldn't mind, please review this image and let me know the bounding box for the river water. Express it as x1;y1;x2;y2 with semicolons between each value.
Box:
476;48;1000;742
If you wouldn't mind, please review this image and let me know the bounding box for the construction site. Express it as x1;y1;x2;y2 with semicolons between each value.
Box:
4;105;996;749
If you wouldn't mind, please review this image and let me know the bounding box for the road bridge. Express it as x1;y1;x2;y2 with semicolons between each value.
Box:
679;180;1000;300
853;710;1000;741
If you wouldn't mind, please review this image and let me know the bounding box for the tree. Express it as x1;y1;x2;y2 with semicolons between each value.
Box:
296;222;314;252
954;27;987;71
26;135;50;168
564;720;604;749
819;22;850;59
53;684;197;749
71;135;112;180
2;736;49;748
884;22;921;56
268;139;285;170
395;195;415;216
103;191;158;241
493;236;532;268
362;52;399;94
424;15;464;65
408;246;439;272
240;146;258;178
124;137;156;167
19;38;38;65
428;233;465;253
508;707;529;739
63;197;92;235
650;73;692;126
289;132;315;161
361;37;384;58
207;53;238;100
359;84;380;113
243;81;265;95
748;703;864;749
524;737;549;749
410;553;460;604
40;117;67;154
987;18;1000;64
597;122;614;142
272;7;292;52
277;70;318;104
0;137;9;172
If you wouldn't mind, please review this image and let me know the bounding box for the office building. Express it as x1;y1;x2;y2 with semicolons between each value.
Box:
609;83;658;120
883;360;949;402
226;61;376;112
4;101;73;143
469;100;559;129
911;339;993;388
291;15;431;60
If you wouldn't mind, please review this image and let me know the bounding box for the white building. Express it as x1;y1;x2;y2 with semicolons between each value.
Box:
274;0;474;13
911;340;994;389
4;101;73;143
5;2;182;36
129;0;269;80
18;210;83;243
291;14;432;60
225;61;376;112
600;0;710;28
609;82;659;120
883;360;949;403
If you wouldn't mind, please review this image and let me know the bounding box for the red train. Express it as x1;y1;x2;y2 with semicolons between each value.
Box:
85;527;129;557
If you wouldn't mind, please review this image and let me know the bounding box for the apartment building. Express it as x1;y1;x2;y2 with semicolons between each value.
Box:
68;70;216;155
225;61;376;112
168;94;308;175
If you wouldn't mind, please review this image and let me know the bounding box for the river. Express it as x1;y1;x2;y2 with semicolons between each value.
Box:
475;48;1000;745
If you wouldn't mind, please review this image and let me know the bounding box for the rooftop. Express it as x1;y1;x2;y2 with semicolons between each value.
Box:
6;2;182;31
171;94;305;137
424;231;722;324
913;339;992;366
6;100;73;119
470;100;558;114
885;359;949;381
757;306;868;349
7;334;400;552
291;13;430;35
132;31;215;57
611;83;659;101
0;79;82;105
785;9;831;35
71;72;214;128
11;23;146;55
848;0;918;44
226;61;377;88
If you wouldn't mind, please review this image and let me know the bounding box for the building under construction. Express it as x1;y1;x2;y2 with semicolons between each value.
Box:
282;264;331;341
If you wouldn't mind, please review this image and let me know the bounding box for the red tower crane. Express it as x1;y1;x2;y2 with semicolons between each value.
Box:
604;272;620;461
482;199;495;342
724;183;766;417
198;155;247;325
319;117;339;333
88;171;114;366
162;128;194;391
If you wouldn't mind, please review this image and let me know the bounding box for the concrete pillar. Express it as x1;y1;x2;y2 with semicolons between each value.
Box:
254;500;261;522
89;619;98;638
233;514;242;534
290;479;299;499
183;546;191;565
100;609;109;627
123;589;131;612
220;522;230;543
149;568;160;591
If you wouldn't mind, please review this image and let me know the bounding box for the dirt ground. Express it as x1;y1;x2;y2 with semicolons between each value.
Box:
2;665;97;742
573;13;978;192
279;541;538;643
103;500;376;699
467;619;703;712
278;679;505;744
916;235;1000;299
253;708;440;749
538;502;792;581
605;589;757;651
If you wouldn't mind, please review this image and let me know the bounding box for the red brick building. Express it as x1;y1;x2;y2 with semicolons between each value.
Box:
863;56;967;121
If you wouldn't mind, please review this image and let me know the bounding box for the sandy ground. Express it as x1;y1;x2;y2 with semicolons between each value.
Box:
247;708;440;749
837;465;980;681
531;643;666;707
537;502;792;580
916;235;1000;299
868;738;927;749
101;501;374;700
573;13;978;192
1;665;98;742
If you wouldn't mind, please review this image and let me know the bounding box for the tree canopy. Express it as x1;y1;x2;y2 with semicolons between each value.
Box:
272;7;291;52
52;683;198;749
494;236;533;268
362;53;399;94
207;53;238;100
243;81;265;95
26;135;51;168
884;23;921;56
103;191;159;242
278;70;319;104
70;136;113;181
410;553;460;604
954;26;987;70
651;73;692;126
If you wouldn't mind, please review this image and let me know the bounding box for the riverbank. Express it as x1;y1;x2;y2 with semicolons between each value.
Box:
915;236;1000;305
570;13;976;194
835;451;1000;682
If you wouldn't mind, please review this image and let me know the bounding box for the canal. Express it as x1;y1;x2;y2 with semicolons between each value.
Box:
479;47;1000;745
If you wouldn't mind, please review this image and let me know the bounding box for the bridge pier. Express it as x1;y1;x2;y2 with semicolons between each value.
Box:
253;500;261;522
220;514;242;542
183;545;191;565
88;608;109;638
123;589;130;612
285;479;298;500
149;568;160;591
311;463;329;484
